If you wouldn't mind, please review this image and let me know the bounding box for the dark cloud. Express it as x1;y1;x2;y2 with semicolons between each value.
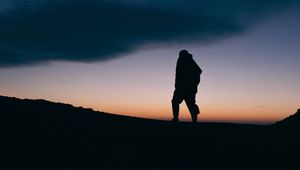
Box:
0;0;299;67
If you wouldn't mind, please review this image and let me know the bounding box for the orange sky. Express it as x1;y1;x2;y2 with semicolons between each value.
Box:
0;52;298;125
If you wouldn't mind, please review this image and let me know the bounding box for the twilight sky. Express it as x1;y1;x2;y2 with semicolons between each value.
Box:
0;0;299;124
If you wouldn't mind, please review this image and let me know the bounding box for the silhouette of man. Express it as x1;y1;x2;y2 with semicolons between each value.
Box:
172;50;202;123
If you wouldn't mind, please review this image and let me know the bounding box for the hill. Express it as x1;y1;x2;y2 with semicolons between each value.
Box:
274;109;300;128
1;95;299;170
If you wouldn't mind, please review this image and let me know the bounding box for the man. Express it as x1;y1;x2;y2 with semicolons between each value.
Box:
171;50;202;123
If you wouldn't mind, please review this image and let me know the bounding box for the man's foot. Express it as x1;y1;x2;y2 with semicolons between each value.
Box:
191;114;197;123
172;117;179;122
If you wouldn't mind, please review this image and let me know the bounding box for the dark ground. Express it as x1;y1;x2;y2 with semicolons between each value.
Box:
1;95;300;170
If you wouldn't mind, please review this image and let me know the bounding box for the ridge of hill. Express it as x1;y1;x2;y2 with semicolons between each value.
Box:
1;95;263;135
274;109;300;127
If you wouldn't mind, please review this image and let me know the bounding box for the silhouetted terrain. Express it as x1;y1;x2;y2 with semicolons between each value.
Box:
274;109;300;128
1;95;299;170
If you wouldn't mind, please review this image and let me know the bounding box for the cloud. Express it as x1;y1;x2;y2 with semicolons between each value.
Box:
0;0;299;67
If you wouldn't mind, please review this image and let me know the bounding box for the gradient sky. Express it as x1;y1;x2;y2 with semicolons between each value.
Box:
0;0;300;124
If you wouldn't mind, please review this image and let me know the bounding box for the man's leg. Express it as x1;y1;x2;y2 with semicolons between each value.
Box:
185;93;200;123
171;90;183;122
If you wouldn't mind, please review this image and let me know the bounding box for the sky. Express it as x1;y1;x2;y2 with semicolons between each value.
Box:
0;0;300;124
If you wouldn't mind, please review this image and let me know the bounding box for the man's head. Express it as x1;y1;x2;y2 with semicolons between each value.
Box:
179;49;189;58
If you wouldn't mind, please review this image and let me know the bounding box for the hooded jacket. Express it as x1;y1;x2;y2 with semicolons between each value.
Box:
175;54;202;93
